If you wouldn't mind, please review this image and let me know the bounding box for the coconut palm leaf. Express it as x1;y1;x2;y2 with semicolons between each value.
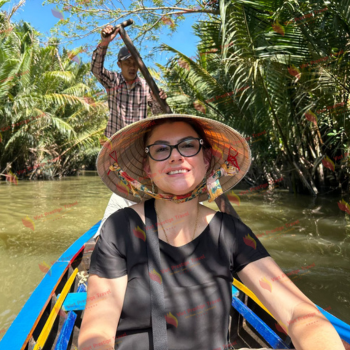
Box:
156;0;349;194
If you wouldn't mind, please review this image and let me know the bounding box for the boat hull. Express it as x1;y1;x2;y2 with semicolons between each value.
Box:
1;221;350;350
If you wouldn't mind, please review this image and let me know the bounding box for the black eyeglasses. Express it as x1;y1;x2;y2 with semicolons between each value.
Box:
145;138;204;161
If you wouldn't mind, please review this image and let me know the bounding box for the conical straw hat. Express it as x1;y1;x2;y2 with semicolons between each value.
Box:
96;114;251;202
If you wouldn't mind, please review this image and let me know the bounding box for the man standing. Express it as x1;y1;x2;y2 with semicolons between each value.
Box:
92;25;167;238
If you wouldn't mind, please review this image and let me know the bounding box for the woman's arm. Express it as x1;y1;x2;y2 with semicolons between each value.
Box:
237;256;345;350
78;274;128;350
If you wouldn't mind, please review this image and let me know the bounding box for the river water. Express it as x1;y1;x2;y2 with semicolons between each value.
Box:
0;171;349;340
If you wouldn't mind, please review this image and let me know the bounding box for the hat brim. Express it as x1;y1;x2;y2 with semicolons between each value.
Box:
119;54;132;61
97;114;252;202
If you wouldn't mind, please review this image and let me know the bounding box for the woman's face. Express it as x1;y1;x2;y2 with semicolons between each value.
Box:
144;122;210;196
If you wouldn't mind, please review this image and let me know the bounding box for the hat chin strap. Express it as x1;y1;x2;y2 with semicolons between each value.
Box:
109;161;239;204
150;177;208;203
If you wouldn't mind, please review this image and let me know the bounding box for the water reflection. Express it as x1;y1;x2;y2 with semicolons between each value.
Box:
0;172;349;339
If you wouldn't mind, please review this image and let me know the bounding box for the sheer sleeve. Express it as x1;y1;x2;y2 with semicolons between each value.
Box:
221;213;270;274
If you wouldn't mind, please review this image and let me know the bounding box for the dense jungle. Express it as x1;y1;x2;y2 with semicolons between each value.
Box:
0;0;349;197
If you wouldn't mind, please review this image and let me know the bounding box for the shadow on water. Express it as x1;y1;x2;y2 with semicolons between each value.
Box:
0;172;349;339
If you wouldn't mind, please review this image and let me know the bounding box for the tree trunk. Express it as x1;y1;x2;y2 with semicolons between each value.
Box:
293;161;318;196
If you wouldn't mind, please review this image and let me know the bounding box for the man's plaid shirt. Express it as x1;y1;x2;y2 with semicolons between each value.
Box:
91;45;163;138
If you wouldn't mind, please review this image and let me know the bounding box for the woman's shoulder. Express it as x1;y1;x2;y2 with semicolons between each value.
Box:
219;211;253;236
221;211;242;223
98;206;144;249
201;204;216;215
128;202;145;224
127;202;218;229
102;206;141;233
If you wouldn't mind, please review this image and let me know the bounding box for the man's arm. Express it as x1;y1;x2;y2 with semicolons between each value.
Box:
91;26;120;90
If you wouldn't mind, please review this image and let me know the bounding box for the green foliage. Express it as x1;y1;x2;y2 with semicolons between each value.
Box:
0;5;108;180
1;0;349;194
43;0;219;61
158;0;350;194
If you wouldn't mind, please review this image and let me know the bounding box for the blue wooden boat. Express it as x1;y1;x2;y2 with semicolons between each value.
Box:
1;221;350;350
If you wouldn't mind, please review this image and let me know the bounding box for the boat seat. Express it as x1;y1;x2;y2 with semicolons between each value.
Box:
58;292;88;311
54;284;86;350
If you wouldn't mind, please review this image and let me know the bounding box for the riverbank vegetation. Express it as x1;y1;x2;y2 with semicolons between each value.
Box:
0;1;108;181
0;0;349;196
158;0;350;196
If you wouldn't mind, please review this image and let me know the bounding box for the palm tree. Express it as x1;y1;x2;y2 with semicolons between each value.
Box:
156;0;350;195
0;3;108;180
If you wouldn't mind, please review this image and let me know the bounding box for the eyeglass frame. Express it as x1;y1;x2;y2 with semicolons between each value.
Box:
145;137;204;161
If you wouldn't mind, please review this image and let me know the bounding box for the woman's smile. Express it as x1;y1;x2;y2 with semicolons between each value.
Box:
166;167;191;176
144;122;208;195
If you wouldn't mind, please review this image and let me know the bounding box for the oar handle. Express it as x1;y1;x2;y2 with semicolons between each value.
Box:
101;19;134;38
118;25;172;113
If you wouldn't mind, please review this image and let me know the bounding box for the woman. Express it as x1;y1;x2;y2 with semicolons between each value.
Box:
78;114;345;350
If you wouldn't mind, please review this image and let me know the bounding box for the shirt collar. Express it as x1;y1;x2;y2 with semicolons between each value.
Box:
120;73;141;86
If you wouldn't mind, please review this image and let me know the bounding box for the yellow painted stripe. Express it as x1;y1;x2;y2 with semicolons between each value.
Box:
232;278;274;319
34;268;78;350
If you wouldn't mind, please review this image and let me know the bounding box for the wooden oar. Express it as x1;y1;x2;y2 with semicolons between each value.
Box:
101;19;134;38
33;268;78;350
118;24;172;113
115;20;241;220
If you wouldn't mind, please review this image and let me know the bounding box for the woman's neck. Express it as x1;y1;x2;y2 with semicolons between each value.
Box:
154;198;201;246
154;197;199;219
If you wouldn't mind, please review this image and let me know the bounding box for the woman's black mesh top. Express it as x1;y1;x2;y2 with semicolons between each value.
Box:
90;199;270;350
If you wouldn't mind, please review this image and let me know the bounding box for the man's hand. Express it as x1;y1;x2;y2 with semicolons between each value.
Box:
159;89;167;100
100;25;120;46
151;89;167;100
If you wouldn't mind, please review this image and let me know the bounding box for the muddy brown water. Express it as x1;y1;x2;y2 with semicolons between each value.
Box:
0;171;349;340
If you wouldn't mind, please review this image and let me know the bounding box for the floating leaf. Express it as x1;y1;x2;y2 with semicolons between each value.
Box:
149;269;162;284
22;216;35;231
227;190;240;206
133;226;146;241
165;312;178;327
51;8;64;20
322;156;335;172
288;65;301;79
193;100;206;114
304;110;318;126
243;233;256;249
259;277;272;292
272;21;285;36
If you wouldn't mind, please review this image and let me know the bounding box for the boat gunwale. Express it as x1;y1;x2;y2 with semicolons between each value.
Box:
2;219;350;349
0;221;100;350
